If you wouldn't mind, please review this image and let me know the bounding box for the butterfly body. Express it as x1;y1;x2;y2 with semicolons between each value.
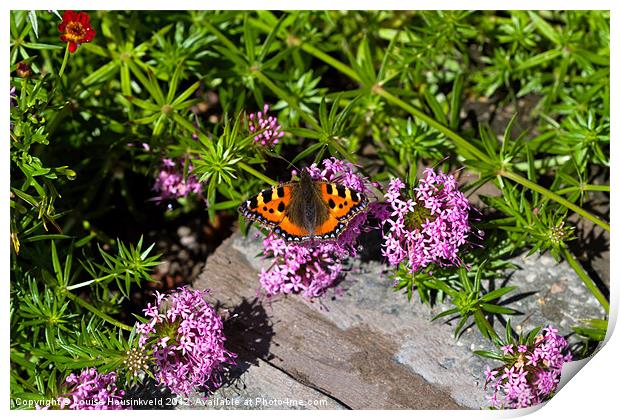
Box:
239;170;368;242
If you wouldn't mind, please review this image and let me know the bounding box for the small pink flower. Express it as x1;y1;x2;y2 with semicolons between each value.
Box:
61;368;126;410
501;344;514;355
484;367;497;382
248;104;285;147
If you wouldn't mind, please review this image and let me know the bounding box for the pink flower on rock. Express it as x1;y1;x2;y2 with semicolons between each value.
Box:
258;158;385;298
381;168;473;274
136;287;236;397
483;326;573;409
61;368;126;410
248;104;284;147
259;234;344;298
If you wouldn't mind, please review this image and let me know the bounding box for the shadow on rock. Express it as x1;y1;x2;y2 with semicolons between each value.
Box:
217;297;275;389
357;225;385;263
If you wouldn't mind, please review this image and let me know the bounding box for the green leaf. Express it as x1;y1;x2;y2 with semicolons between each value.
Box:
291;141;326;165
480;303;515;315
516;49;561;71
473;350;505;361
171;81;201;107
528;11;561;45
83;61;119;85
526;326;543;343
449;73;464;129
243;14;256;63
125;96;161;111
23;234;71;242
431;307;460;321
27;11;38;38
480;286;517;302
23;43;64;50
50;241;61;282
257;15;285;63
473;310;495;340
422;87;448;125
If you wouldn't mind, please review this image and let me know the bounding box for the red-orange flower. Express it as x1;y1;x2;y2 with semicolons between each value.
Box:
58;11;96;53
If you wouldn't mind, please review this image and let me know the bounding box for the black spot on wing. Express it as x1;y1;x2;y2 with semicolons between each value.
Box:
276;186;285;198
328;198;336;209
261;189;273;204
249;197;258;209
277;202;285;212
336;185;347;198
351;191;360;202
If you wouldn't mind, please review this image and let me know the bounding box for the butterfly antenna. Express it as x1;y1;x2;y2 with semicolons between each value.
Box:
264;150;302;175
431;156;451;169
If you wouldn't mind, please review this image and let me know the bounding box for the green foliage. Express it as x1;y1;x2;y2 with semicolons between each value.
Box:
573;318;608;342
474;319;544;360
10;10;609;405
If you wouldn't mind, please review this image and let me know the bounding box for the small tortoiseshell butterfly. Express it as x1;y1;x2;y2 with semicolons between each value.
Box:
239;169;369;242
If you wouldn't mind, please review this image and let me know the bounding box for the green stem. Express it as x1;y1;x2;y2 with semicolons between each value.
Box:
64;290;133;331
512;155;571;172
376;87;492;163
238;161;278;186
57;43;70;80
554;184;610;195
298;42;362;83
561;248;609;313
499;170;610;232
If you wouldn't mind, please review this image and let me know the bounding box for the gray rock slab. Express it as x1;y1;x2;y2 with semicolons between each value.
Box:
192;229;606;409
178;348;345;410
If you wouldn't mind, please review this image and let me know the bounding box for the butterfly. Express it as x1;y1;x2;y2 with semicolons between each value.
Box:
238;169;369;242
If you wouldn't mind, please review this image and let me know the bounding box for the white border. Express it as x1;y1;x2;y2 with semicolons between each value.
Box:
3;2;617;419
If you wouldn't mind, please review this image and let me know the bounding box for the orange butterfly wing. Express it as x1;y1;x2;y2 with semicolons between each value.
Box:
239;185;293;227
277;216;311;238
319;182;368;221
311;182;368;239
239;184;315;240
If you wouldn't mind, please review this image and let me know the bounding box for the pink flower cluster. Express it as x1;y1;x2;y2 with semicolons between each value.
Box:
381;168;472;274
259;158;380;298
260;234;345;297
136;287;236;397
61;368;126;410
484;326;573;409
153;158;202;201
248;104;284;147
